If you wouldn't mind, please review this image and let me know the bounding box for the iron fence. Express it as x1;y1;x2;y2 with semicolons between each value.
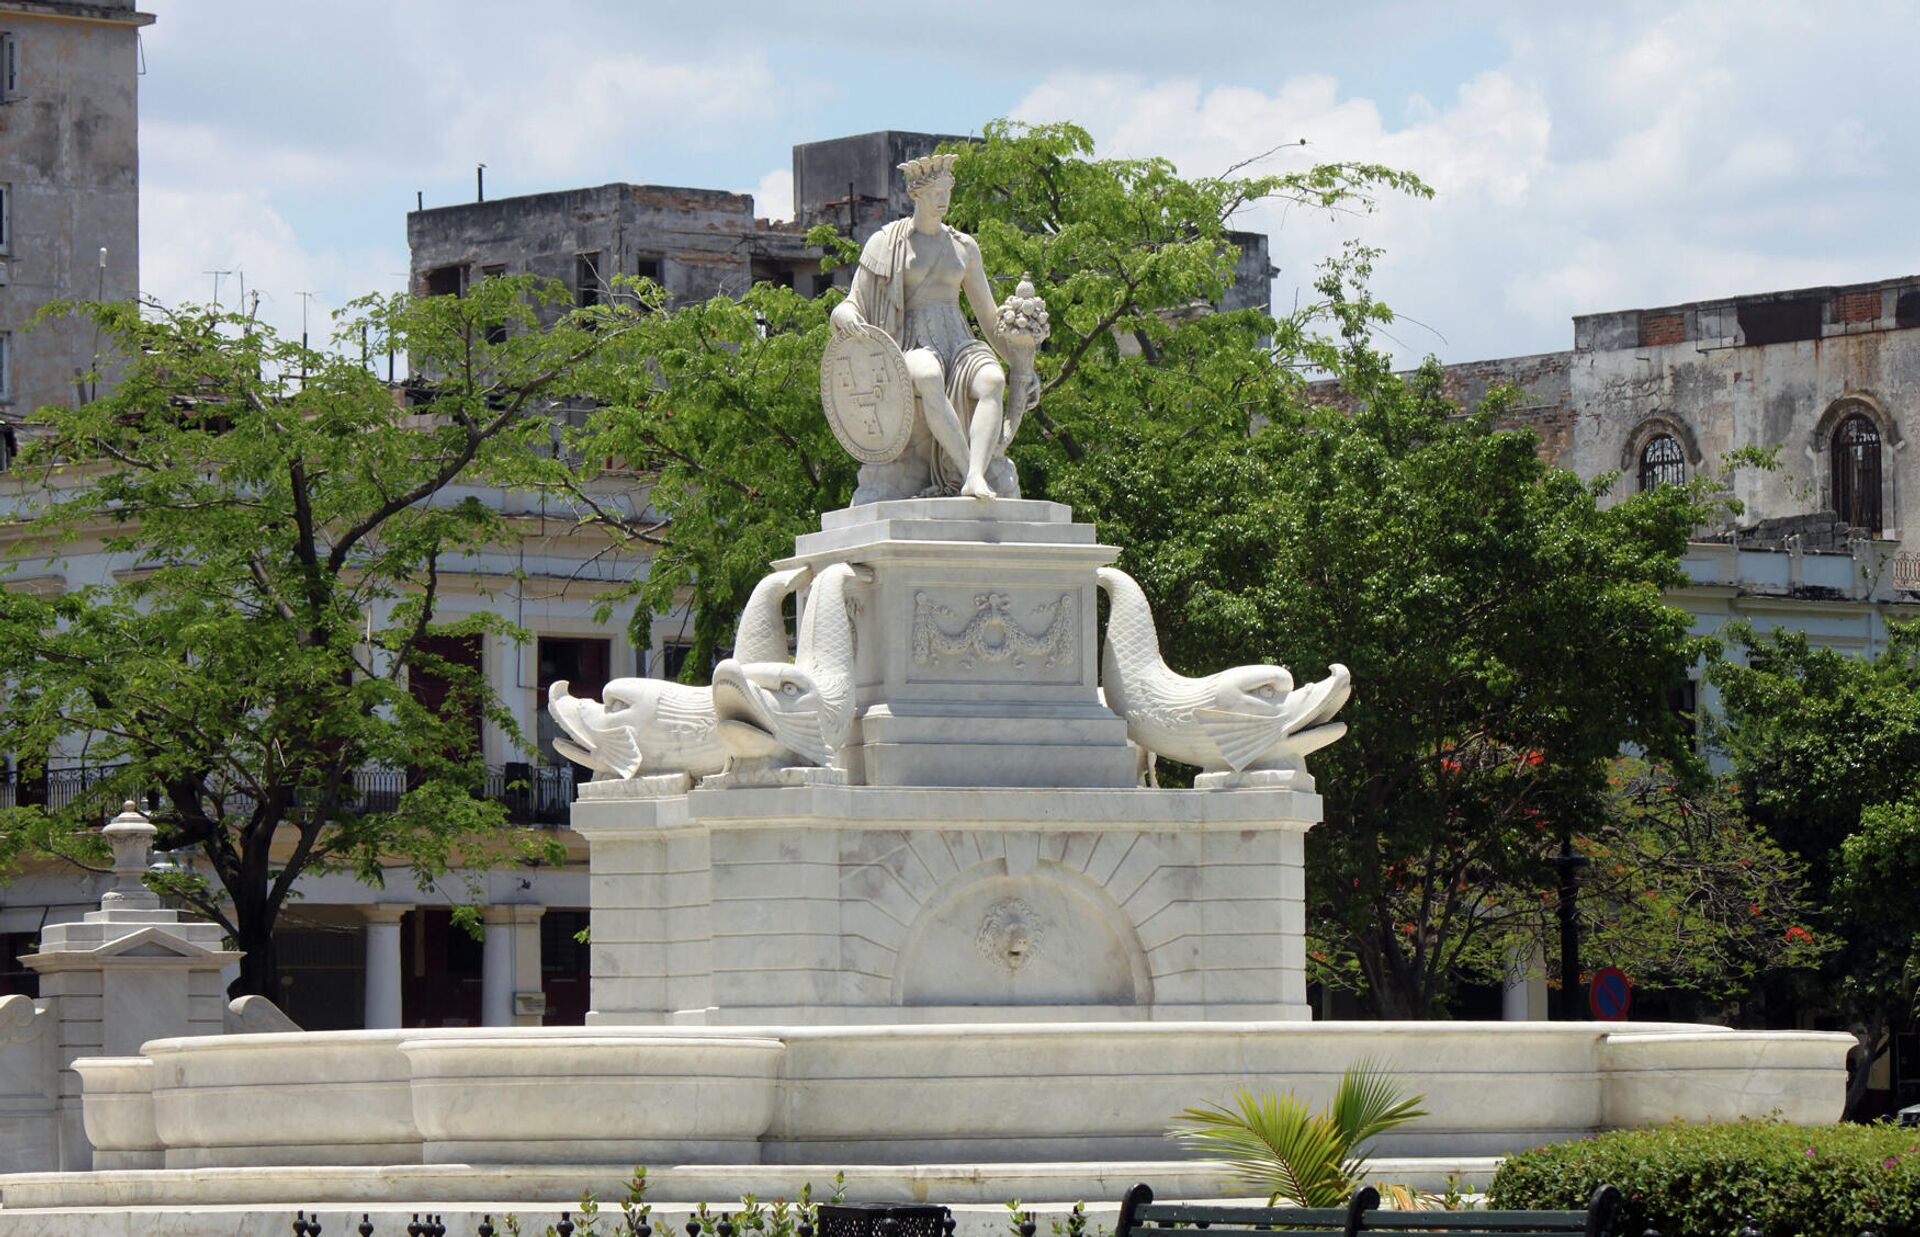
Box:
0;762;579;828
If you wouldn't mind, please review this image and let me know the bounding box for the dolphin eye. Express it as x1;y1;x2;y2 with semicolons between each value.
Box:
780;681;801;698
1257;685;1277;699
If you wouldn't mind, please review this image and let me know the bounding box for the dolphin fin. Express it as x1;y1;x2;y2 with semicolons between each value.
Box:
583;725;643;779
768;706;832;768
1193;707;1289;773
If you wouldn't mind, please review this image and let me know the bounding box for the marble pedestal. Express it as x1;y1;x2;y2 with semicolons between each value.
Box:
573;782;1316;1025
783;499;1137;789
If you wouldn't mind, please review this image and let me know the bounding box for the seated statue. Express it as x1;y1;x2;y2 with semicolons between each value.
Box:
826;153;1046;503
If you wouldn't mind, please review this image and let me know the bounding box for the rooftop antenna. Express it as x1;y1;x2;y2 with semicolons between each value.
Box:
477;163;486;203
416;190;423;211
203;269;233;308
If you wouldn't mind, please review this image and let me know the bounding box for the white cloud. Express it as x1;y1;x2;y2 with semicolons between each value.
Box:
141;184;404;345
1010;0;1920;364
753;168;795;223
128;0;1919;369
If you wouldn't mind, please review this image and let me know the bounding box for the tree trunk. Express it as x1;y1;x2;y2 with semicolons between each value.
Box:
1356;931;1431;1019
1843;1009;1887;1120
227;891;282;1001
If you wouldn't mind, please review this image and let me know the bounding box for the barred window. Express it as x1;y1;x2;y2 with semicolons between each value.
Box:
1832;414;1883;533
1638;433;1686;491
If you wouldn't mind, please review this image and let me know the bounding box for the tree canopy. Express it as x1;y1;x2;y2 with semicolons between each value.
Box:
0;278;628;995
1711;620;1920;1114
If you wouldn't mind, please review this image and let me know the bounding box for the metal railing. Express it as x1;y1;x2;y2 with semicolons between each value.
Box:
0;763;579;828
1895;551;1920;592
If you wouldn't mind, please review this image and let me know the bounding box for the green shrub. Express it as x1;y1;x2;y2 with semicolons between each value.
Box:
1489;1121;1920;1237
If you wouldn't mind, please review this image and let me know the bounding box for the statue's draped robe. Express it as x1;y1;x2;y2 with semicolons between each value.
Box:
851;220;1001;491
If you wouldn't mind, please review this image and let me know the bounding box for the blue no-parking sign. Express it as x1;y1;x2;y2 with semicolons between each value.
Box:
1589;966;1632;1020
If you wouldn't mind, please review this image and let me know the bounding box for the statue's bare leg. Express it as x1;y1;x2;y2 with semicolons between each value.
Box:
961;367;1006;499
904;349;968;489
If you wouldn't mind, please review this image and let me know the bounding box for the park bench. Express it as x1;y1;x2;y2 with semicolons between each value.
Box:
1115;1183;1626;1237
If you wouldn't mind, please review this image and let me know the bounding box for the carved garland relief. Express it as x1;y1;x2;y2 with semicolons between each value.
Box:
910;590;1075;671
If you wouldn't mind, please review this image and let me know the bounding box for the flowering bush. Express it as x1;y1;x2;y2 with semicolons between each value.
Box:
1489;1121;1920;1237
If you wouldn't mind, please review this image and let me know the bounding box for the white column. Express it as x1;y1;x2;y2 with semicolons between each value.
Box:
481;906;515;1027
362;906;408;1030
512;906;546;1026
1502;941;1548;1021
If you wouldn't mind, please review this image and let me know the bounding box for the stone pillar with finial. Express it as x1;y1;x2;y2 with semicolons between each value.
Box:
21;801;240;1169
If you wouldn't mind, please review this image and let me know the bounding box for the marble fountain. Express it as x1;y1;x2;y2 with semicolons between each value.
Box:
0;154;1851;1233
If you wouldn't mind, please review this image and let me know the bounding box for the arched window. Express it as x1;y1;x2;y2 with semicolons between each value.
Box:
1638;434;1686;491
1832;413;1883;532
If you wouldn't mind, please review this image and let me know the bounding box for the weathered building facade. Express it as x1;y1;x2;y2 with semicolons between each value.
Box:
408;130;1274;318
1411;276;1920;676
0;0;149;468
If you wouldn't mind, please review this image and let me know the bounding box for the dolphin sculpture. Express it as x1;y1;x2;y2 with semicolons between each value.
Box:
546;564;811;780
710;562;870;771
1096;566;1350;776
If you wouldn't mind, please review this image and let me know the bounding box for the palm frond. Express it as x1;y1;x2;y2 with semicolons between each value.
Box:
1168;1091;1351;1206
1327;1060;1428;1182
1168;1065;1427;1208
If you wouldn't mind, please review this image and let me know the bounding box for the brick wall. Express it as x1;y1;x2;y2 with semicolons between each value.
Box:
1638;313;1686;347
1833;291;1881;324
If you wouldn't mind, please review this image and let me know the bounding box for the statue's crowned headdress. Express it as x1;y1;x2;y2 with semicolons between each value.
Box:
898;153;959;194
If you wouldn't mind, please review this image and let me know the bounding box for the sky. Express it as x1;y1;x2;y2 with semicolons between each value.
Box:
136;0;1918;366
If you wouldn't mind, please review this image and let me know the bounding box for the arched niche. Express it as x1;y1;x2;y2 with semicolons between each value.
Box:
1618;415;1704;484
1809;394;1901;533
892;859;1152;1008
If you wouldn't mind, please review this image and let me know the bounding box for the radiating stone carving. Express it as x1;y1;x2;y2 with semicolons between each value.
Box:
911;590;1075;671
826;153;1047;504
1097;567;1351;782
546;565;811;784
709;562;869;782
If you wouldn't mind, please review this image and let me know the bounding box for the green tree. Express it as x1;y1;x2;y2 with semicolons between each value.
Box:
559;120;1424;670
560;278;854;674
1065;338;1722;1015
1710;620;1920;1115
1534;756;1821;1007
0;276;634;997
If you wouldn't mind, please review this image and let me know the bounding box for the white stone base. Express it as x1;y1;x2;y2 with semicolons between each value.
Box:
571;785;1321;1024
579;773;694;799
70;1021;1850;1176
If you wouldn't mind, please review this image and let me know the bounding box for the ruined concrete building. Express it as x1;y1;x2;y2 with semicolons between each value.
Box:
1407;275;1920;722
407;130;1274;318
0;0;150;469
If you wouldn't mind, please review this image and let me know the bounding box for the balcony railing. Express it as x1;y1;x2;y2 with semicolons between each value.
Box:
1895;551;1920;592
0;763;581;829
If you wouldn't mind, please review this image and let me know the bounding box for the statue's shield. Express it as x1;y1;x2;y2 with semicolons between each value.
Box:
820;329;916;464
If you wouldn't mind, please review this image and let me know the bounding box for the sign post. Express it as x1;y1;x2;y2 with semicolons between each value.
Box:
1589;966;1632;1021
